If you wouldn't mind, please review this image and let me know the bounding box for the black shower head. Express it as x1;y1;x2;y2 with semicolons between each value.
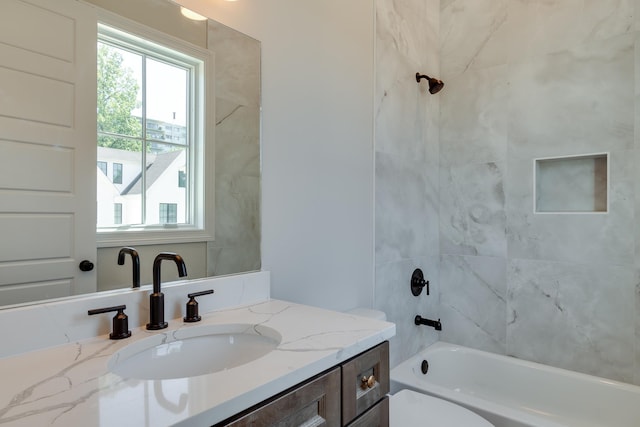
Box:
416;72;444;94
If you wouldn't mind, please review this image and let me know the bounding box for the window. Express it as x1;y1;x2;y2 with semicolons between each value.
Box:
98;161;108;175
113;163;123;184
159;203;177;224
96;20;213;246
114;203;122;224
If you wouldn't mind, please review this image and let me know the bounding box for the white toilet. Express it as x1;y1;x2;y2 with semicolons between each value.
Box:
346;308;494;427
346;307;388;321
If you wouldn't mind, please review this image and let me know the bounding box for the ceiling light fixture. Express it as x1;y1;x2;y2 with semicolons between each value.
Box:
180;6;207;21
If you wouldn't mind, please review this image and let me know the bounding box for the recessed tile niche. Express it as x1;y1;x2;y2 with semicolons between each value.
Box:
535;153;608;213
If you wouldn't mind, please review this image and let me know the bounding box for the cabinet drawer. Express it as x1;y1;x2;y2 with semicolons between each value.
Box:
341;341;389;425
346;396;389;427
222;367;341;427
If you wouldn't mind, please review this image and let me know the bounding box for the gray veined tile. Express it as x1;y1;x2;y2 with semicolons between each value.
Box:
581;0;634;42
437;0;638;387
439;254;507;354
375;0;440;165
208;21;260;107
507;258;635;383
508;33;634;160
440;0;508;77
377;0;436;67
375;152;439;264
440;64;508;167
505;0;587;62
635;277;640;385
636;33;640;148
440;162;506;257
504;0;633;64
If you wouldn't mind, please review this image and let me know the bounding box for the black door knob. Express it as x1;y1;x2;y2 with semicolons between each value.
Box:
79;260;94;272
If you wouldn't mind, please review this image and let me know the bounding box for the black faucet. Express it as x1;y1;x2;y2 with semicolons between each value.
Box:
147;252;188;330
415;315;442;331
117;247;140;288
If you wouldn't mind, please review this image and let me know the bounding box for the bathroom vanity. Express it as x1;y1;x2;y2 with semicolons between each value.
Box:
0;272;395;426
218;341;390;426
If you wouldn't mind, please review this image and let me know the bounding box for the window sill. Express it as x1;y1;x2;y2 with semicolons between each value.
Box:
97;227;213;248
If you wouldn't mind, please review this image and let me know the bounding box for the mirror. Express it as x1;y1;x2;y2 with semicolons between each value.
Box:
0;0;260;307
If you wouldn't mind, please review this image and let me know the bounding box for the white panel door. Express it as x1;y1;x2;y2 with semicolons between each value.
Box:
0;0;97;305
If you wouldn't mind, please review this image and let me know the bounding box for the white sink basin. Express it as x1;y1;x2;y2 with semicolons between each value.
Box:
108;323;281;380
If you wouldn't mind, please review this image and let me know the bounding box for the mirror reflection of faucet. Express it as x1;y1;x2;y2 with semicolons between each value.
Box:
154;382;187;413
147;252;188;330
117;247;140;288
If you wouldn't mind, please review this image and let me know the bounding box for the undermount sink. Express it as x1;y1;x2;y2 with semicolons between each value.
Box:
108;323;281;380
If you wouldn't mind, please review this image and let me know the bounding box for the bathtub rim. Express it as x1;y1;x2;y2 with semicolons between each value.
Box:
395;341;639;392
390;341;640;427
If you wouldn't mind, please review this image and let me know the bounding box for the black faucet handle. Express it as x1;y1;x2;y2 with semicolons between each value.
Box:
88;305;132;340
187;289;214;299
184;289;214;323
411;268;430;296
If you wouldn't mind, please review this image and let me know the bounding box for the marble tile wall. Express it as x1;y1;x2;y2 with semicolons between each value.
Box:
206;21;261;276
374;0;441;368
438;0;639;384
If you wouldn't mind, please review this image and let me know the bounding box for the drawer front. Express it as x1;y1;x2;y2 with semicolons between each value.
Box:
223;367;341;427
346;397;389;427
341;341;390;425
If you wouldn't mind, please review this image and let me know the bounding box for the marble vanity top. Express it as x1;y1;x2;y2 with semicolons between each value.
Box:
0;299;395;426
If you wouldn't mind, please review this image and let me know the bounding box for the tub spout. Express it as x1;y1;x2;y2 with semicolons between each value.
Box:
415;315;442;331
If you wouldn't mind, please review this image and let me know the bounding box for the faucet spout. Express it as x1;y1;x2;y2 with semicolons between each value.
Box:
415;315;442;331
152;252;187;293
117;247;140;288
147;252;188;330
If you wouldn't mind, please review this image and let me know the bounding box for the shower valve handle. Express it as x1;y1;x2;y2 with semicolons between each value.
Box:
411;268;429;296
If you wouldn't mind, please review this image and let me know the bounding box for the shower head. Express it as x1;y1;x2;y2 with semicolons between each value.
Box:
416;72;444;94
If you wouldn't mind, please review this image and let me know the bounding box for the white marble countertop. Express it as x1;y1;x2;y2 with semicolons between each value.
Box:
0;299;395;426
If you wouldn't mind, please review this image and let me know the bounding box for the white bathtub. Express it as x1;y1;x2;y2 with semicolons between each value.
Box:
390;342;640;427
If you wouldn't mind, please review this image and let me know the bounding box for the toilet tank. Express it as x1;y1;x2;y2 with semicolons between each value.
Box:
346;308;387;321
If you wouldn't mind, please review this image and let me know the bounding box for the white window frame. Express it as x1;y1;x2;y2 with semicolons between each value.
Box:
96;13;214;248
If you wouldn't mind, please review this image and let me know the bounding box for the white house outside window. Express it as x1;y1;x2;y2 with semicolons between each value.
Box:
114;203;123;225
159;203;178;224
98;161;107;176
96;21;213;246
113;162;123;184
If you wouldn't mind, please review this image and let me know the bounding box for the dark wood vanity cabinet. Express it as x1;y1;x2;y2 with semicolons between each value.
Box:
342;341;390;426
345;397;389;427
222;367;342;426
215;341;390;427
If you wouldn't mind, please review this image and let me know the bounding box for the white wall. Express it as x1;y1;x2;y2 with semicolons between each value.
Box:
177;0;376;310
